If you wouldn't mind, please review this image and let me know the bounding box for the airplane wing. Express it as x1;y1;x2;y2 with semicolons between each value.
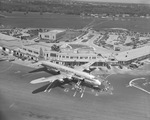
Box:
30;73;73;84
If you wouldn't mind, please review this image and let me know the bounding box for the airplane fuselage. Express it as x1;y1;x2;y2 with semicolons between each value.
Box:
41;61;101;86
41;61;95;79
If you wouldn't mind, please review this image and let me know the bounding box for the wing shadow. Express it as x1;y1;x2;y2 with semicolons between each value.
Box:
32;79;73;94
29;67;59;75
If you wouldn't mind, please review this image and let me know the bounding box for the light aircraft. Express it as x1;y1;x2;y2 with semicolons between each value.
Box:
30;48;107;97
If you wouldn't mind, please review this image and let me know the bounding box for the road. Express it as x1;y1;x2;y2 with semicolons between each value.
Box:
0;61;150;120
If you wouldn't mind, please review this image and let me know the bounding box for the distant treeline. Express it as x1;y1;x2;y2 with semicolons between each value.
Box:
0;1;150;16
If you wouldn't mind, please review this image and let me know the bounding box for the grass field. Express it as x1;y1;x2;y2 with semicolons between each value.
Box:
93;17;150;33
1;12;150;33
0;12;92;29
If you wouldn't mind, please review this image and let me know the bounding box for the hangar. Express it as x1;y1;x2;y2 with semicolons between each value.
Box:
39;29;66;41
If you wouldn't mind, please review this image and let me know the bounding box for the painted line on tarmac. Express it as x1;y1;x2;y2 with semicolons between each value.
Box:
104;73;115;80
129;77;145;86
14;71;21;74
128;77;150;95
0;63;14;73
132;84;150;95
9;103;15;109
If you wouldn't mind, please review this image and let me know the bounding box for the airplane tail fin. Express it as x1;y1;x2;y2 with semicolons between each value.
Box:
38;47;45;61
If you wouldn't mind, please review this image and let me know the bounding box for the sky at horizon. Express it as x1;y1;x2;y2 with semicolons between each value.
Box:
77;0;150;4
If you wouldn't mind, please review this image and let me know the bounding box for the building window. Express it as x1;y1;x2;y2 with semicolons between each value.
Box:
62;56;65;58
72;56;78;59
92;57;96;59
28;50;32;53
66;56;69;58
50;53;56;57
47;54;48;57
34;51;38;54
45;35;49;38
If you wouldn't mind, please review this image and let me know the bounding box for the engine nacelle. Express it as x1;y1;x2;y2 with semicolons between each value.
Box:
47;68;60;74
67;76;72;80
59;78;64;82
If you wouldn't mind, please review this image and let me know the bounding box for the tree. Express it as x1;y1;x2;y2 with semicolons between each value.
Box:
51;44;60;52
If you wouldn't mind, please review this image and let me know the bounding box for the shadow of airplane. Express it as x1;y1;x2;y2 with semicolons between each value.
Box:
29;67;59;75
31;77;107;94
32;78;73;94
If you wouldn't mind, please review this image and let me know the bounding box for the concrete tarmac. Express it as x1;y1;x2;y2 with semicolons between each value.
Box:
0;61;150;120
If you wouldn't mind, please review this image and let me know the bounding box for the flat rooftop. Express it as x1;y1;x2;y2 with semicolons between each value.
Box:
24;43;52;51
68;44;93;49
115;46;150;61
0;33;19;41
0;40;22;50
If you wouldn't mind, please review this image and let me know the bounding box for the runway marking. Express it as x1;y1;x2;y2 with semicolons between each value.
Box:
128;77;150;95
0;63;14;73
15;71;21;73
9;103;15;109
128;77;146;87
104;73;114;80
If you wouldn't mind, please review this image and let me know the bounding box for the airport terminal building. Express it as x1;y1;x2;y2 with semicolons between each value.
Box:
20;43;104;65
115;46;150;65
1;32;150;67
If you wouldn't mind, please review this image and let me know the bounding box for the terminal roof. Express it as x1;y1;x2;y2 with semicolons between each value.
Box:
0;33;19;41
115;46;150;61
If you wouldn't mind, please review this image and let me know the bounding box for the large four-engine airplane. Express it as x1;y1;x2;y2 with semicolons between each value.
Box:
30;48;106;97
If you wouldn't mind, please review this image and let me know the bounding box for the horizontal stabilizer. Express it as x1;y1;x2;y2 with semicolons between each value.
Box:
30;77;48;84
30;74;68;84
